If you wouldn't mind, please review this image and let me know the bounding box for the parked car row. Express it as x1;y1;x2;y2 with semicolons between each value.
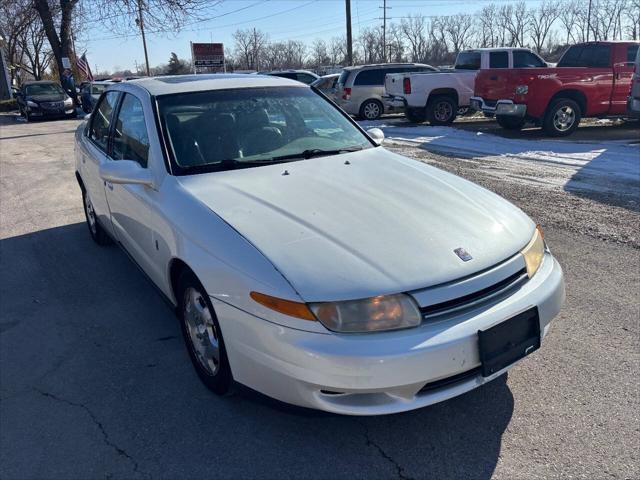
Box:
381;41;639;136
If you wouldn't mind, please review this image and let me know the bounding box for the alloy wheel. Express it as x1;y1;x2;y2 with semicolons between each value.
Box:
434;101;453;122
183;287;220;376
553;106;575;132
363;102;381;120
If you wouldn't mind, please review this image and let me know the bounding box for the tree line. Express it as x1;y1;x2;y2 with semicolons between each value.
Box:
1;0;639;83
228;0;640;71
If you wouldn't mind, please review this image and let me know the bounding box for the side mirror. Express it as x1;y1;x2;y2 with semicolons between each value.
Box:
367;127;384;145
99;160;154;187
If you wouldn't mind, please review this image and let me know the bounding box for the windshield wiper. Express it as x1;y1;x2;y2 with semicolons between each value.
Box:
271;146;364;162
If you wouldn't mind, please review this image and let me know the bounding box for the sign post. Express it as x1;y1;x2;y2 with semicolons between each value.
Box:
190;42;225;74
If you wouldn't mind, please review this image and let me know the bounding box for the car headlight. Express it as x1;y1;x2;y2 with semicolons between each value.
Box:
250;291;422;333
521;225;545;278
64;97;73;106
310;294;421;333
26;100;38;108
515;85;529;95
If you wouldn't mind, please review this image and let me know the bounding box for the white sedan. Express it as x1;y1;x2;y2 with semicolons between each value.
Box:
75;74;565;415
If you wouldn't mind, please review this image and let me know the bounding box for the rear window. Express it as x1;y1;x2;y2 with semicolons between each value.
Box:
455;52;481;70
338;70;349;85
354;69;386;86
513;51;546;68
558;44;611;67
489;51;509;68
628;45;639;63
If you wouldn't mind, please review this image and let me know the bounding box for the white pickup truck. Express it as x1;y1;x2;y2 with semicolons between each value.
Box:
385;48;548;124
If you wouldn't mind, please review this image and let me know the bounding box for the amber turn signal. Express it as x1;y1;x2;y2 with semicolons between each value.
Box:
250;292;316;321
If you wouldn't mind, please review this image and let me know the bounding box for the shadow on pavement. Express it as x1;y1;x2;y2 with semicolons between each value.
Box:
1;222;513;479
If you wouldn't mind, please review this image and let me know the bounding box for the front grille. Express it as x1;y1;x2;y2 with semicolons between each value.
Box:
420;268;528;319
41;101;63;110
418;367;481;394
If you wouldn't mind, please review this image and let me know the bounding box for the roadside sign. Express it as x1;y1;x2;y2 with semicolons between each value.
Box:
62;57;71;70
191;42;225;73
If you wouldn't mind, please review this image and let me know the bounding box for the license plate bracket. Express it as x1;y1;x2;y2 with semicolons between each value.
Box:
478;307;540;377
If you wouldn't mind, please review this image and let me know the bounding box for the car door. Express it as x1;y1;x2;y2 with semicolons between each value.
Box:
80;90;120;238
103;92;164;284
611;44;639;114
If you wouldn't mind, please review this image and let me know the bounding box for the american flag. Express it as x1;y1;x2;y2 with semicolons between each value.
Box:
77;52;93;81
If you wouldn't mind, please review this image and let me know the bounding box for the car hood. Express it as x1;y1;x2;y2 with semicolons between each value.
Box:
27;93;66;102
177;148;534;302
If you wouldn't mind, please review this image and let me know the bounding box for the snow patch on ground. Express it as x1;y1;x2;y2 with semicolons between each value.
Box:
360;119;640;194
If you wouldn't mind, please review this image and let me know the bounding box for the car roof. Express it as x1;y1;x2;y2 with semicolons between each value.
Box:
343;63;429;71
124;73;306;96
463;47;535;52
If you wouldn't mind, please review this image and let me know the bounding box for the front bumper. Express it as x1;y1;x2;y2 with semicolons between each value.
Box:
213;253;565;415
470;97;527;118
27;105;75;118
627;96;640;118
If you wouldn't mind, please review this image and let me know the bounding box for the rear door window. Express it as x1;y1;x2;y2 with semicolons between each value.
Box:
627;45;639;63
89;91;120;152
456;51;481;70
295;73;317;84
558;44;611;67
354;69;386;86
489;51;509;68
513;51;546;68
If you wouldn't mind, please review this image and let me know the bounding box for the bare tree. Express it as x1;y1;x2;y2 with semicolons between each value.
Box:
233;28;268;70
477;4;499;48
387;23;406;63
444;14;474;54
529;1;560;53
558;0;581;44
17;16;52;80
329;36;347;65
0;0;35;83
498;2;528;46
625;0;640;39
400;14;428;62
310;39;329;68
358;26;384;64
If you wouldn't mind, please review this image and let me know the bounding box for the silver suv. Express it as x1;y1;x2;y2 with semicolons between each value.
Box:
334;63;436;120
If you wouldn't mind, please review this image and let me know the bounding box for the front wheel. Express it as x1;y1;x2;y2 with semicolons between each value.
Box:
543;98;581;136
496;115;526;130
178;270;233;395
427;95;457;125
359;99;383;120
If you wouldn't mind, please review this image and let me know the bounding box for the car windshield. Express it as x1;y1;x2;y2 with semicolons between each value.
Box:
158;86;374;174
25;83;64;96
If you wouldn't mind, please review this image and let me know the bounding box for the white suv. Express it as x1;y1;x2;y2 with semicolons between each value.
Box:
334;63;436;120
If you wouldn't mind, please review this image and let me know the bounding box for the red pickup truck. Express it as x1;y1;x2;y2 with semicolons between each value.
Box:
470;41;640;136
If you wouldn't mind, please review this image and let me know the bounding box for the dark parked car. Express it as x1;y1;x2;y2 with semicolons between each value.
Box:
80;81;112;113
15;80;76;121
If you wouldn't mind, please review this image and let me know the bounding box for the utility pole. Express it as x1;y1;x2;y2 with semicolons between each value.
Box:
586;0;592;42
379;0;391;62
345;0;353;66
136;0;151;76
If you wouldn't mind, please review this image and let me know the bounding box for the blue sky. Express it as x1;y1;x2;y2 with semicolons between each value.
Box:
83;0;544;73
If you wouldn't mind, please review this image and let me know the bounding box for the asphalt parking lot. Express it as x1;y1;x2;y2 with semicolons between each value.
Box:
1;113;638;479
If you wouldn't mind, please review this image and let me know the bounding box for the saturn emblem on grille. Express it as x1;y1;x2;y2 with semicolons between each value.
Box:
454;247;472;262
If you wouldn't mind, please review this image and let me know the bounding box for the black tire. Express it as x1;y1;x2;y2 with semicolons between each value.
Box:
543;98;581;137
177;270;233;395
405;107;427;123
426;95;457;125
359;99;383;120
496;115;526;130
82;190;112;245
